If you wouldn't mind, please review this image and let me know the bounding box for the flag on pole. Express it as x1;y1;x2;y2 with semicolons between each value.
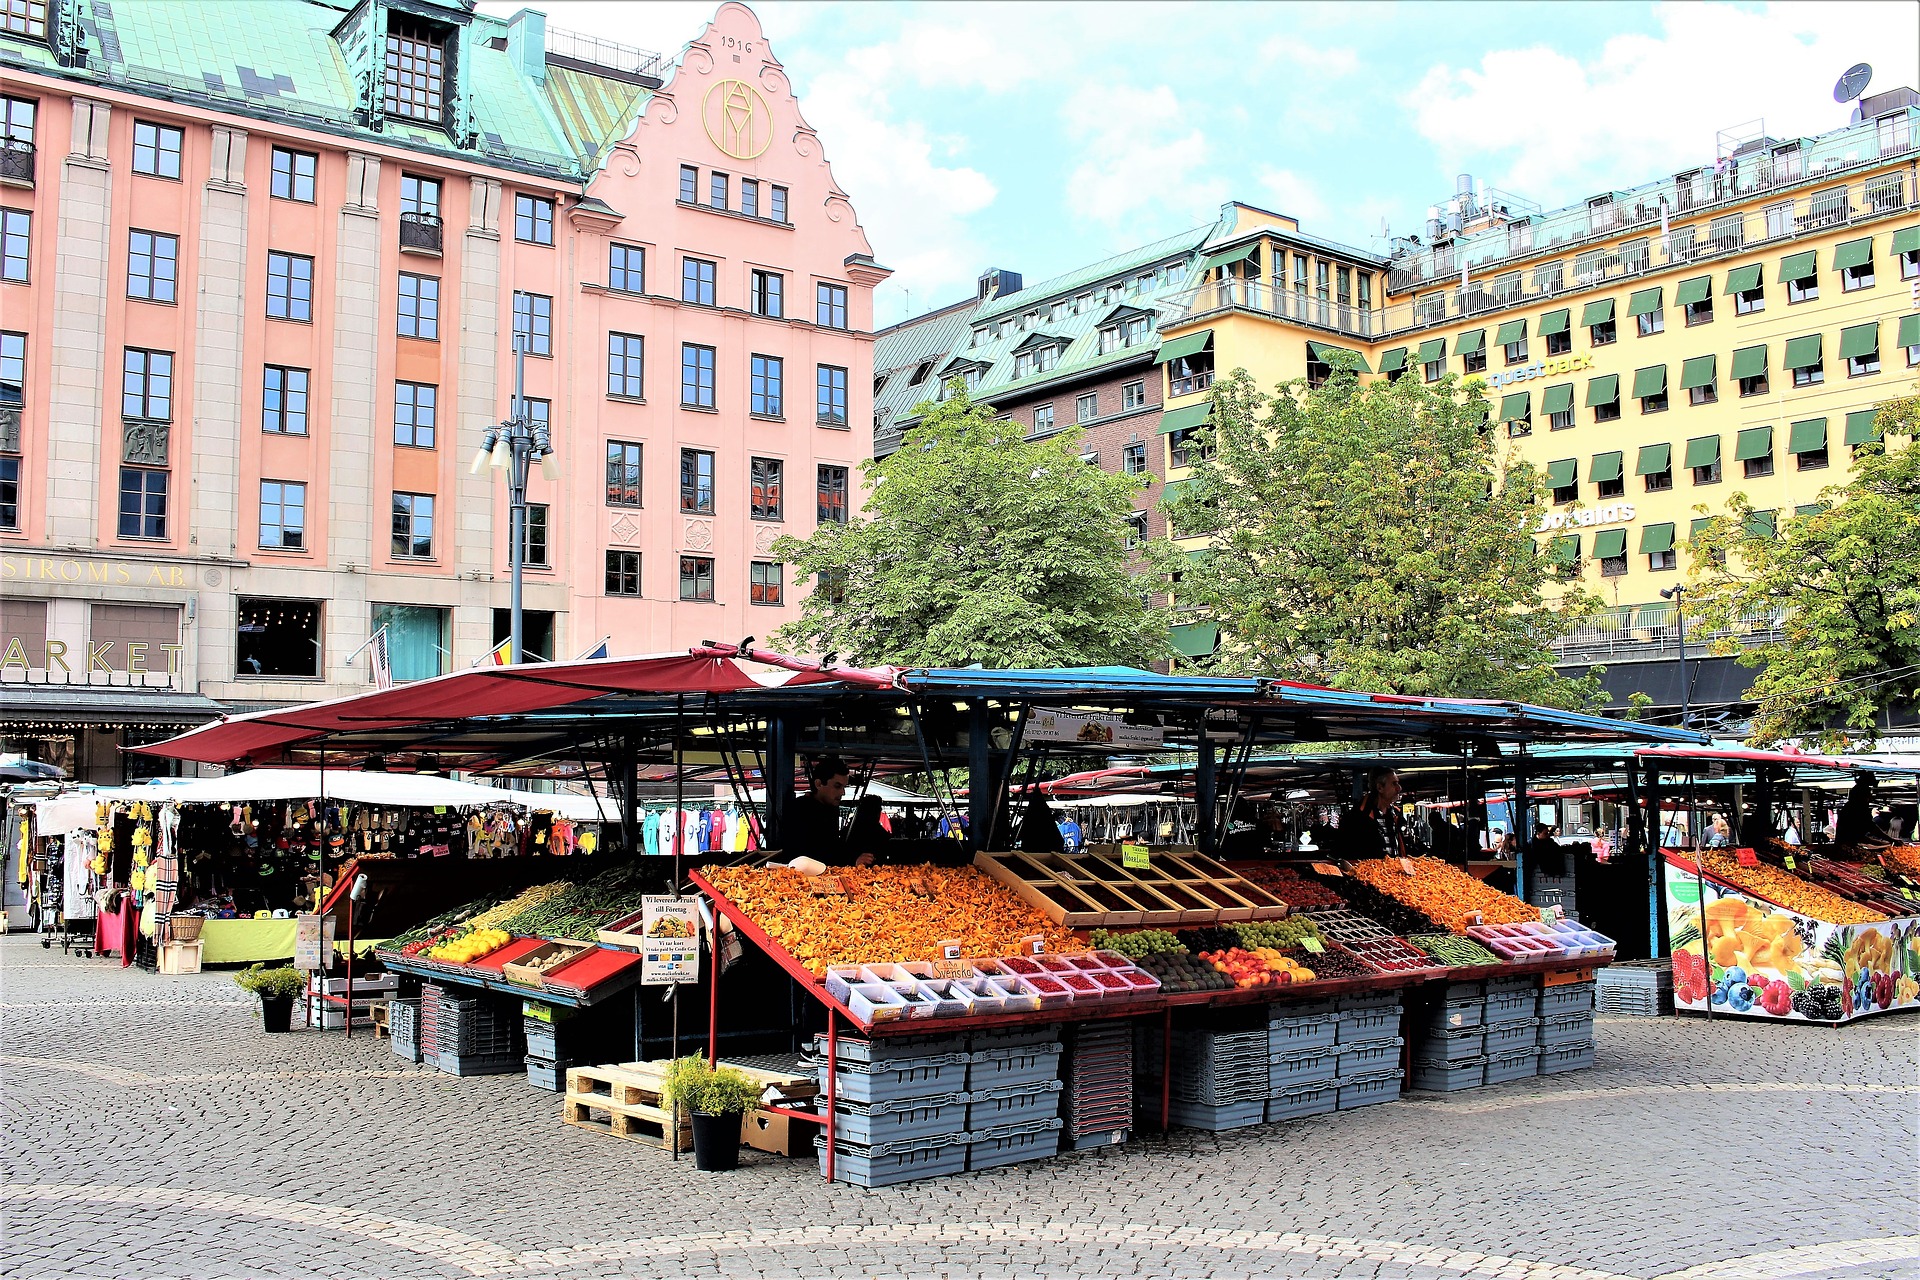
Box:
484;636;513;667
346;626;394;689
575;636;612;661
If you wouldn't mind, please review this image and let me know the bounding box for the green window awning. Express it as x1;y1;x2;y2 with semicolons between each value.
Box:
1416;337;1447;364
1844;408;1882;445
1626;287;1662;317
1674;275;1712;306
1593;529;1628;559
1684;435;1720;469
1170;622;1220;659
1838;322;1879;360
1794;503;1827;518
1787;417;1827;454
1379;346;1409;373
1541;383;1574;415
1539;308;1571;336
1162;477;1196;500
1635;443;1671;476
1777;250;1817;283
1455;328;1486;355
1495;319;1528;346
1639;523;1675;555
1586;374;1619;407
1690;517;1715;542
1590;450;1624;482
1307;341;1371;372
1746;510;1777;539
1200;242;1259;272
1186;547;1212;566
1782;334;1822;370
1631;365;1667;399
1154;329;1214;365
1893;226;1920;256
1724;263;1762;294
1551;534;1581;565
1679;355;1716;390
1499;392;1530;421
1832;237;1873;271
1545;458;1577;488
1734;425;1772;461
1900;313;1920;348
1731;344;1768;380
1581;298;1615;326
1158;401;1214;434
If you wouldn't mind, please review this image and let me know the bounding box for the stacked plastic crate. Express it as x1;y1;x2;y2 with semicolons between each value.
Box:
1536;980;1597;1073
523;1004;583;1092
388;996;422;1064
1332;991;1404;1109
965;1027;1066;1171
1481;974;1542;1083
1137;1015;1272;1132
809;1032;973;1187
418;984;443;1068
1411;978;1487;1091
1062;1022;1131;1150
1265;1000;1341;1121
433;991;523;1076
1596;959;1672;1016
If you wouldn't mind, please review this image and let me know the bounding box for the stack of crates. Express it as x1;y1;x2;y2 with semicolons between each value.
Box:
1265;1000;1341;1121
1537;980;1597;1073
1482;974;1541;1084
1137;1014;1272;1132
965;1027;1065;1171
522;1003;580;1092
1332;991;1403;1110
1596;959;1672;1016
418;984;444;1068
388;997;422;1064
807;1031;973;1187
1062;1022;1131;1150
1411;979;1486;1091
433;991;523;1076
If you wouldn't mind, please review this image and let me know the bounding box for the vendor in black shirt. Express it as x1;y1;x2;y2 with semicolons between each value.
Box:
782;755;871;867
1339;768;1406;861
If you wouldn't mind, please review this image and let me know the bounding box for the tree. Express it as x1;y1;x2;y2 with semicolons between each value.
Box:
1687;396;1920;748
1154;365;1601;707
770;385;1170;668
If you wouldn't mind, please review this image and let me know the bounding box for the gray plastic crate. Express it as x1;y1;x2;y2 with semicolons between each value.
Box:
1067;1126;1129;1150
1483;989;1537;1026
1159;1097;1267;1132
437;1050;521;1077
1336;1070;1401;1110
1413;1024;1486;1065
965;1078;1063;1132
1484;1046;1540;1085
1433;978;1485;1002
967;1117;1063;1171
1538;1012;1595;1048
1595;988;1672;1017
1266;1082;1339;1122
820;1091;969;1146
814;1052;969;1104
1267;1045;1339;1091
1336;990;1402;1013
1425;997;1484;1030
968;1024;1061;1054
524;1056;570;1092
967;1045;1063;1092
814;1031;971;1064
389;998;421;1063
1266;1013;1338;1052
1538;982;1596;1017
815;1131;967;1187
1337;1008;1400;1043
1483;1018;1541;1055
1539;1041;1597;1074
1484;973;1537;995
1337;1037;1403;1079
1267;997;1338;1019
1411;1056;1486;1092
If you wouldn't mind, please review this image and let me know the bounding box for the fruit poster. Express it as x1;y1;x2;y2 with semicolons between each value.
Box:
1662;858;1920;1023
640;896;701;985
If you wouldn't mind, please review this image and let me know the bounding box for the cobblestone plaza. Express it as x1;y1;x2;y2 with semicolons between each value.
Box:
2;935;1914;1280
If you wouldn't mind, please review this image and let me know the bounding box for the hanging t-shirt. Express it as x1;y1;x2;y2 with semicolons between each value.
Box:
642;811;660;857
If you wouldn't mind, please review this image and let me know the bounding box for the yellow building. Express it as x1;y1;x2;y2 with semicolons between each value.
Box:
1156;99;1917;680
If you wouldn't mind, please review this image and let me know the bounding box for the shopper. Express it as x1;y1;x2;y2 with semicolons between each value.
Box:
844;793;891;865
1339;768;1405;860
1016;793;1066;854
782;755;864;866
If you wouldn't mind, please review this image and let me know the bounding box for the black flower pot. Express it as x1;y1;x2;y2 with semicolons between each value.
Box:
260;994;294;1033
689;1110;741;1171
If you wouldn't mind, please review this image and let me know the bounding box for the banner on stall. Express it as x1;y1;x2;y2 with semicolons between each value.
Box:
1026;710;1164;748
640;896;701;985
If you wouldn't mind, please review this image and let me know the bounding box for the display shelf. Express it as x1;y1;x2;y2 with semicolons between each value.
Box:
377;945;647;1008
972;850;1288;928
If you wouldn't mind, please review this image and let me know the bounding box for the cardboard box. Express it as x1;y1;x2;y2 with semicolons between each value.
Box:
741;1107;815;1157
158;941;203;975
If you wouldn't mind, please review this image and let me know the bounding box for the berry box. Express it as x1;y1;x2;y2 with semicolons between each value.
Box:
1069;954;1110;971
1021;973;1075;1009
861;962;933;985
1090;969;1131;996
1467;924;1566;960
1091;950;1136;969
846;982;909;1024
1059;971;1103;998
825;966;865;1005
970;959;1014;979
988;975;1043;1012
1116;968;1162;994
1035;954;1079;974
890;981;942;1020
954;977;1010;1015
912;979;973;1018
999;955;1044;976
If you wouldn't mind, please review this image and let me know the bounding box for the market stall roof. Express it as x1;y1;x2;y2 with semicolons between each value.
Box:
115;768;613;813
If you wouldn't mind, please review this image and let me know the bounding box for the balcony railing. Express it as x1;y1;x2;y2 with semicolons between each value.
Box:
399;210;442;254
1170;369;1215;397
0;138;32;187
1159;279;1377;338
1551;605;1787;664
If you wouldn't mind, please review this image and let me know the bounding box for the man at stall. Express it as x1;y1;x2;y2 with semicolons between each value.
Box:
1339;768;1405;860
782;756;869;866
1836;775;1892;848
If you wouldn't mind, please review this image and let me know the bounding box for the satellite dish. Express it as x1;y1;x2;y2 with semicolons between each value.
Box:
1833;62;1872;104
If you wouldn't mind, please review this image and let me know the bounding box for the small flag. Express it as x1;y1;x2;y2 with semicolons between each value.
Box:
576;636;612;661
347;626;393;689
473;636;514;667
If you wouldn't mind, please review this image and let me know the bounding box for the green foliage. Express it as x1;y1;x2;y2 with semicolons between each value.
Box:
658;1054;762;1116
233;965;306;1000
1687;398;1920;748
771;384;1171;668
1152;366;1602;707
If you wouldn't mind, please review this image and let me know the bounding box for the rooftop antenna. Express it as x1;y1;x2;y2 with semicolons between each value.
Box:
1834;62;1872;123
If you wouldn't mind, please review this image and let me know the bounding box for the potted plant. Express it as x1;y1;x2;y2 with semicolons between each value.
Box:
234;965;306;1033
659;1054;761;1172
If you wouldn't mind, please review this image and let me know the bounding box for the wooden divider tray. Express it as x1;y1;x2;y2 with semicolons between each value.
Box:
973;849;1290;928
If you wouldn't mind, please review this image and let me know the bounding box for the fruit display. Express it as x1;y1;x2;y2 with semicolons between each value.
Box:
1230;917;1325;950
1200;947;1318;988
1881;845;1920;878
702;864;1078;976
1135;950;1232;993
427;927;510;964
1174;926;1240;953
1318;875;1450;937
1341;935;1437;973
1348;857;1539;932
1286;944;1375;981
1229;865;1346;910
1698;851;1888;926
1407;933;1503;967
1302;908;1394;943
1087;927;1184;958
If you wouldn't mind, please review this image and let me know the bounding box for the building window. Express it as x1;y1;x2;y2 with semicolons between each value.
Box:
1739;374;1768;397
391;492;434;558
399;174;442;251
117;466;167;539
270;147;316;202
1903;247;1920;281
1842;262;1875;293
1798;445;1829;471
2;0;49;39
126;229;177;302
131;121;183;179
368;603;449;679
750;354;784;417
1636;308;1664;337
266;251;314;322
1694;460;1721;485
680;343;715;408
1649;548;1677;572
705;171;726;211
816;364;847;426
0;329;19;394
0;207;28;281
817;464;848;525
679;165;698;203
1122;380;1146;411
750;457;783;521
1077;393;1098;423
1545;330;1571;357
1685;296;1713;327
259;479;306;550
1690;382;1717;406
1;95;32;188
394;381;436;448
1593;400;1620;425
609;242;644;292
769;185;788;224
1122;442;1147;476
121;348;172;420
1034;403;1055;432
1846;326;1881;378
1600;551;1627;578
1787;274;1819;305
513;194;554;246
1735;284;1764;315
397;272;439;339
0;455;17;530
1745;453;1774;479
816;282;848;329
383;18;446;124
1643;461;1672;492
1792;361;1823;388
750;560;783;606
605;549;641;596
1423;359;1443;382
512;291;552;356
607;333;644;398
1597;471;1625;500
263;365;309;435
1549;469;1577;505
741;178;759;218
750;269;784;317
1504;340;1526;366
679;447;715;514
522;503;549;567
605;440;642;507
1589;318;1616;346
679;555;715;601
235;597;322;679
682;257;716;306
1125;511;1148;549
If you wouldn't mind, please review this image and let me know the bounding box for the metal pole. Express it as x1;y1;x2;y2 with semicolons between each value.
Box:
1663;583;1691;730
1687;764;1710;1022
507;336;529;666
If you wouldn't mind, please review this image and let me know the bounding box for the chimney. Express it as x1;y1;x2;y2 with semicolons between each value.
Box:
507;8;547;83
977;268;1023;300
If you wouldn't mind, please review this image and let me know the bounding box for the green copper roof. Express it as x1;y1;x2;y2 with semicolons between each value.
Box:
973;224;1214;323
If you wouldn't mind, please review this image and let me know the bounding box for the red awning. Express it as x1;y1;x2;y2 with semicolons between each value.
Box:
1634;744;1854;769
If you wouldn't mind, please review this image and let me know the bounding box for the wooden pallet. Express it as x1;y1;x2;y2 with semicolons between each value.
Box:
369;1001;391;1039
561;1098;692;1150
974;849;1291;928
566;1062;668;1108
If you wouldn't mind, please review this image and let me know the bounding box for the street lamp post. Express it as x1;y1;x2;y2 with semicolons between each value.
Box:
471;335;557;665
1659;583;1690;729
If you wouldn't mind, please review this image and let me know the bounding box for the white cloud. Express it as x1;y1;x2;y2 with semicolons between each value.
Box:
1257;36;1359;78
1405;2;1920;201
1059;83;1229;230
1254;167;1329;225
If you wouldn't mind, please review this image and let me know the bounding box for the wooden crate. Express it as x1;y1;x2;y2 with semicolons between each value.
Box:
973;850;1291;928
503;940;595;989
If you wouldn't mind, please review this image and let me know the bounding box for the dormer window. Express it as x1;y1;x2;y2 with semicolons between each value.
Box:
385;15;448;126
2;0;49;40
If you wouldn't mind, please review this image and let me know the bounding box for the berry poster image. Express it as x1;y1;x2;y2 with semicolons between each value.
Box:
1663;863;1919;1023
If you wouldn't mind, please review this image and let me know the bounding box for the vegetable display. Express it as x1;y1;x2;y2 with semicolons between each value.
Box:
1229;865;1346;910
1348;857;1539;932
428;928;510;964
1698;851;1888;926
1407;933;1503;966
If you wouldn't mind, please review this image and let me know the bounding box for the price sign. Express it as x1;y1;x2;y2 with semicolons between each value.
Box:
1539;905;1563;926
1782;854;1797;870
640;896;702;985
1300;936;1325;954
1121;842;1150;869
938;939;963;961
293;914;335;971
1397;857;1417;875
433;806;447;815
1461;911;1483;928
1310;862;1343;877
1736;848;1759;867
1021;934;1046;955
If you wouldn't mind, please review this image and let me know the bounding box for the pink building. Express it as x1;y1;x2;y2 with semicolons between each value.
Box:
0;0;884;781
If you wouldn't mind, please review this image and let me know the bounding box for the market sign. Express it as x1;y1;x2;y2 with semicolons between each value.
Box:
1027;710;1164;749
640;896;700;985
1533;502;1636;533
1485;353;1594;389
294;913;336;971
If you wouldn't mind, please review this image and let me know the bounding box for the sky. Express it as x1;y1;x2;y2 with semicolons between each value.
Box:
484;1;1920;327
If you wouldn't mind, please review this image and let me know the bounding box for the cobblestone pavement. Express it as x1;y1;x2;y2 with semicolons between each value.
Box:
3;934;1915;1280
